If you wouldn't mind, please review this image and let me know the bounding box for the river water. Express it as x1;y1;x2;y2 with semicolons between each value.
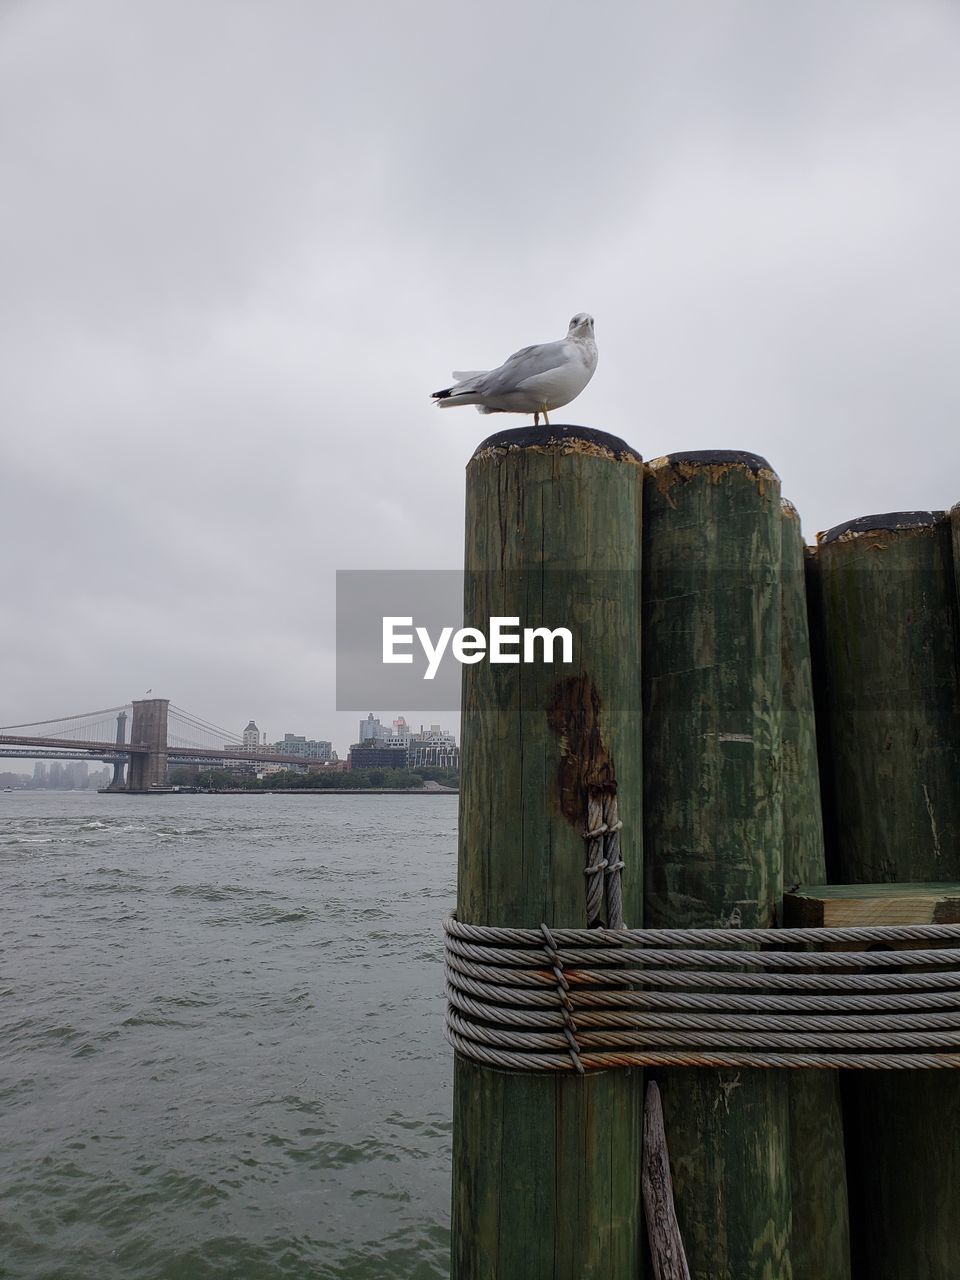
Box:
0;791;457;1279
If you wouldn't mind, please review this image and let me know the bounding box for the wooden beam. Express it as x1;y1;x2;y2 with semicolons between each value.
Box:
784;882;960;929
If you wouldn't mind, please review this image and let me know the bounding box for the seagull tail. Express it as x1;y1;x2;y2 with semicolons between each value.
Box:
432;387;474;407
431;370;487;407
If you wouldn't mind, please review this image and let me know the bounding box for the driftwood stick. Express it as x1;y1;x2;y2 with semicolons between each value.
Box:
641;1080;691;1280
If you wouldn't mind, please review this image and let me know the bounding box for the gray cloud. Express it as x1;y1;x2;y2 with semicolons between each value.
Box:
2;0;959;752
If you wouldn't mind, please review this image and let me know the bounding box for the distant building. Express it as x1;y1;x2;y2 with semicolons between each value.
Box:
351;716;458;770
405;723;458;770
408;743;460;770
384;716;411;748
225;761;258;778
348;743;408;770
410;723;456;748
223;719;263;755
359;714;383;742
273;733;332;762
29;760;92;789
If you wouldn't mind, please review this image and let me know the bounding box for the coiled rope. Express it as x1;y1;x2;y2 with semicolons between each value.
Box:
444;913;960;1072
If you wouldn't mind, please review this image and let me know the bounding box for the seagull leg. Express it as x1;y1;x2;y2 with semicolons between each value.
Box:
542;408;550;426
534;411;540;427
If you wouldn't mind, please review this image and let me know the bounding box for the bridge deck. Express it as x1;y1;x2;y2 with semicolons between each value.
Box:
0;734;339;769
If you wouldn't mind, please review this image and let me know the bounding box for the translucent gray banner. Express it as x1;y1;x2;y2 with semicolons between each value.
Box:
337;571;465;711
336;570;591;711
333;565;906;714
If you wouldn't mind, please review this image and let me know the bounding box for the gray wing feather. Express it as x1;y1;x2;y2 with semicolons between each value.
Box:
480;340;569;393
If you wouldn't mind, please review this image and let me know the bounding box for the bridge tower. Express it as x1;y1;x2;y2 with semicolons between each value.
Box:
107;710;128;790
126;699;169;792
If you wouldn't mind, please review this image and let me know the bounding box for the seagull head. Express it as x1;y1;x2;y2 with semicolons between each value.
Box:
567;313;595;339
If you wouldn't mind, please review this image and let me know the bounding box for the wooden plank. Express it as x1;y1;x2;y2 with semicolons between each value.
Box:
780;502;851;1279
641;1081;691;1280
785;882;960;928
641;451;792;1279
814;510;960;1280
451;424;645;1280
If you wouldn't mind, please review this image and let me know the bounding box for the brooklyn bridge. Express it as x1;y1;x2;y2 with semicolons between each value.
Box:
0;700;319;792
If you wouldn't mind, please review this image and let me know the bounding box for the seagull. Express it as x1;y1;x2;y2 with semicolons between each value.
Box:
431;313;597;427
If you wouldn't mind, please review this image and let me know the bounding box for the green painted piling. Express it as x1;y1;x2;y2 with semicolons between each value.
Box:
780;501;850;1280
816;510;960;1280
452;424;645;1280
815;511;960;881
641;452;792;1280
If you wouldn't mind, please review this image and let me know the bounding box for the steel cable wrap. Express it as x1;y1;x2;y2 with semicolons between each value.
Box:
443;912;960;1071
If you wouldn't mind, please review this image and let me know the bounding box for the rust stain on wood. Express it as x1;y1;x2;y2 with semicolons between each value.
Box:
546;673;617;827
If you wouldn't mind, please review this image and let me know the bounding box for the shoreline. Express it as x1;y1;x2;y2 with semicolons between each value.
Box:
95;786;461;797
224;787;457;795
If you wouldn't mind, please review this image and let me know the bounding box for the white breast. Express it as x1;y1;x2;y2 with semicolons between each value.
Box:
517;341;597;410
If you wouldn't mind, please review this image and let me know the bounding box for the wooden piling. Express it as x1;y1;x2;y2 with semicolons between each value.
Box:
641;452;792;1279
780;500;850;1280
452;424;645;1280
815;511;960;881
815;510;960;1280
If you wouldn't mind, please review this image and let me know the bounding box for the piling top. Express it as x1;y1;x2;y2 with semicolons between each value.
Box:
781;497;800;521
471;423;641;466
818;510;947;545
649;449;774;475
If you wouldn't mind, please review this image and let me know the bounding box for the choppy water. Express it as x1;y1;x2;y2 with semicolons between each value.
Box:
0;791;457;1279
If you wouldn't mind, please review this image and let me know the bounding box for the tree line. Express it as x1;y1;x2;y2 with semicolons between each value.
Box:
168;765;459;791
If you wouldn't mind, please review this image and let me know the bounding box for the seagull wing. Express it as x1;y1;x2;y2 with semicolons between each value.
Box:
480;340;570;394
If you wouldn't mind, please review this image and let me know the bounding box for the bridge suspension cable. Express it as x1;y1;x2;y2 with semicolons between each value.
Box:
168;705;244;750
0;704;131;732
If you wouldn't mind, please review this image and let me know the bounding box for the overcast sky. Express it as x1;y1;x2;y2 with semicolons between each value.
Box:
2;0;959;755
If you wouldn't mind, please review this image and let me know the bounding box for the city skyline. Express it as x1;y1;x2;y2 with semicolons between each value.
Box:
0;760;112;790
0;700;459;780
242;712;459;759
